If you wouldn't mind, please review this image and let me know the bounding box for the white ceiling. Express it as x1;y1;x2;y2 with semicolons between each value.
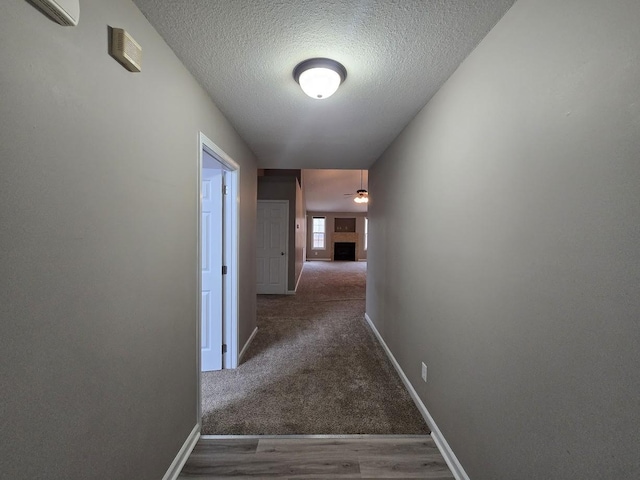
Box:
303;169;369;213
132;0;515;170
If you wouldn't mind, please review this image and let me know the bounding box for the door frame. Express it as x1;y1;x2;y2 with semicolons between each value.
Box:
197;132;240;423
257;200;289;295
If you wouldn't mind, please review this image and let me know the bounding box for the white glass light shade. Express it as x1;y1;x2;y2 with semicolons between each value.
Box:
294;58;347;100
298;67;342;99
354;194;369;204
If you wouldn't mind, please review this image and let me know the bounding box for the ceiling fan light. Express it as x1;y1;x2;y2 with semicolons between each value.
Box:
353;190;369;204
352;172;369;204
293;58;346;100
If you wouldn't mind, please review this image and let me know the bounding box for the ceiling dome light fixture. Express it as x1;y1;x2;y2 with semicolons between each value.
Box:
293;58;347;99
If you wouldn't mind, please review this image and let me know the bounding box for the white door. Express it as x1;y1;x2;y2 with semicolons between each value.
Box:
201;167;223;371
257;201;288;294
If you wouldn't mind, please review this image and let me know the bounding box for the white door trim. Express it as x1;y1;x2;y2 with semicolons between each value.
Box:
197;132;240;426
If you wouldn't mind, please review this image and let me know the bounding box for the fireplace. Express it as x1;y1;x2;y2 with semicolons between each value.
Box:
334;242;356;261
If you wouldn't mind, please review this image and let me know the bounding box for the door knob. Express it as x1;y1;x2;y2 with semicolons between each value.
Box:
281;252;285;255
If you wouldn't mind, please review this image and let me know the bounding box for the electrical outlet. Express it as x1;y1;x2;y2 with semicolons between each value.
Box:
421;362;427;382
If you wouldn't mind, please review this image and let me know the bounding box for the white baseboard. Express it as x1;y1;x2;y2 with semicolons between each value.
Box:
297;263;304;288
364;313;470;480
288;264;305;294
238;326;258;363
162;423;200;480
358;259;367;262
306;258;331;261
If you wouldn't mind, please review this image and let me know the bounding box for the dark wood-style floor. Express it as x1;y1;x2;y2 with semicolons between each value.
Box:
178;435;455;479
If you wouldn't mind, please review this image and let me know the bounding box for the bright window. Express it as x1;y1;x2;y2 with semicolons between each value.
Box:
312;217;326;249
364;217;368;251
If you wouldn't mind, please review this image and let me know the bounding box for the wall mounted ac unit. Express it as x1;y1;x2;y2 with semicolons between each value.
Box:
30;0;79;26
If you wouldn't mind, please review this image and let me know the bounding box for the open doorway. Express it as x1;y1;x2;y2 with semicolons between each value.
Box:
197;132;240;420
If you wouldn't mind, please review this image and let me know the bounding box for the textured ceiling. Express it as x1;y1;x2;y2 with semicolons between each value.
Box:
303;169;369;213
133;0;515;169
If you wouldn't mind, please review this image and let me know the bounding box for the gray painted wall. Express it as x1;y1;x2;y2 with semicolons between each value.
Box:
307;212;368;261
366;0;640;478
0;1;257;479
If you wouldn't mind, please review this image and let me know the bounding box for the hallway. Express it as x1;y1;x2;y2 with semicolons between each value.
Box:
5;1;639;477
200;261;428;435
188;261;452;478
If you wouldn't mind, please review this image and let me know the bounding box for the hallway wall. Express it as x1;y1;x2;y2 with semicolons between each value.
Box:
0;1;257;479
366;0;640;478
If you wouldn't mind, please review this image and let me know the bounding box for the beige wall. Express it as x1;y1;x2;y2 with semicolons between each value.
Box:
0;1;257;479
307;212;368;261
366;0;640;478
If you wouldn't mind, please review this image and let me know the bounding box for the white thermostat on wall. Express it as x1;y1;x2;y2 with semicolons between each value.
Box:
30;0;79;26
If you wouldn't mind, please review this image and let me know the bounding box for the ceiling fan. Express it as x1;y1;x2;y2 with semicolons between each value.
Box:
344;170;369;204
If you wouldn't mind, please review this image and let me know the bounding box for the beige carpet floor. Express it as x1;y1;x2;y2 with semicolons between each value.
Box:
200;261;430;435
